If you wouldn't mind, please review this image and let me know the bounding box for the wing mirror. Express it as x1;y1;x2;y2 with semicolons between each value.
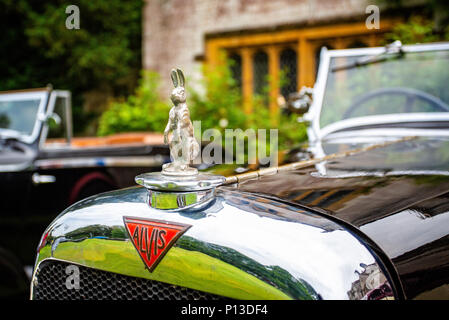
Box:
39;112;61;127
47;112;61;127
287;86;313;115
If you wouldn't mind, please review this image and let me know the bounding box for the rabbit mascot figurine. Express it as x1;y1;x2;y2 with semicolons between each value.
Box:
162;68;200;176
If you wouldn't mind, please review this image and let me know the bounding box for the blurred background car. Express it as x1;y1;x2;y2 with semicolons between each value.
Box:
0;86;169;298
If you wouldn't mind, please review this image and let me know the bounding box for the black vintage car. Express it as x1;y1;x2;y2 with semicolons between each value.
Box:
31;42;449;300
0;87;169;298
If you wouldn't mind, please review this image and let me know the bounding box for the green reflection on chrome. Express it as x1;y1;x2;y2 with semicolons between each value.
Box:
38;238;291;300
150;192;198;210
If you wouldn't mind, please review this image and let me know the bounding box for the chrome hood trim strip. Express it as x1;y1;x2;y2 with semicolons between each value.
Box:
224;136;416;185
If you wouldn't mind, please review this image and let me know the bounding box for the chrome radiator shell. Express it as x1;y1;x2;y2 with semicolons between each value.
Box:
31;186;398;300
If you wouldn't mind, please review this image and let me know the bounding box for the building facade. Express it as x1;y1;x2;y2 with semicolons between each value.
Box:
143;0;401;113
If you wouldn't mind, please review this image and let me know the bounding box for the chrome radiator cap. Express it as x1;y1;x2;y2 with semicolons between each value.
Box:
135;172;225;211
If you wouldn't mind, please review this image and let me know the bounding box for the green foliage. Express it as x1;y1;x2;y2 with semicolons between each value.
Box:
384;15;447;44
188;59;307;159
277;113;308;150
379;0;449;44
188;60;247;134
22;0;142;88
97;71;170;136
0;0;143;133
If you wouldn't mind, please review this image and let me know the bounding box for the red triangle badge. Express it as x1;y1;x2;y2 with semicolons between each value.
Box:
123;216;191;272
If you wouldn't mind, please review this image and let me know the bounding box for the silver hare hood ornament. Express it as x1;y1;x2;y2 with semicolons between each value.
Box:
134;68;225;211
162;68;200;176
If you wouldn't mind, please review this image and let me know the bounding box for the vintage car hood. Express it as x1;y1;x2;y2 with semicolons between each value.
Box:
33;185;400;300
32;136;448;300
236;136;449;299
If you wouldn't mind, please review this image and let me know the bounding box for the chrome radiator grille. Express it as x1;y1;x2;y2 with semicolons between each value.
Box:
33;260;222;300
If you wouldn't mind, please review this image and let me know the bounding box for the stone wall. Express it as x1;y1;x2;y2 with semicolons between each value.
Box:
143;0;371;94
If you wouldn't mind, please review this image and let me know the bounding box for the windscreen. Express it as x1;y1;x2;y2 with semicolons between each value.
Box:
320;50;449;128
0;94;44;137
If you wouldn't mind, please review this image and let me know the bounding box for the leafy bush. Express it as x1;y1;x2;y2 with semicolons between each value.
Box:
188;61;247;135
0;0;144;134
188;59;307;163
384;15;447;44
97;71;169;136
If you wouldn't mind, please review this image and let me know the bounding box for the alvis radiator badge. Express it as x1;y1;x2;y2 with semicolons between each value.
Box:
123;216;191;272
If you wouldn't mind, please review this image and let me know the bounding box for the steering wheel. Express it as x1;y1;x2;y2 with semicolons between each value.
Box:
342;87;449;119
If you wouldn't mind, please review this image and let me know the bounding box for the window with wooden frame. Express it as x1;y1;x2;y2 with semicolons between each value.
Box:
205;19;399;115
